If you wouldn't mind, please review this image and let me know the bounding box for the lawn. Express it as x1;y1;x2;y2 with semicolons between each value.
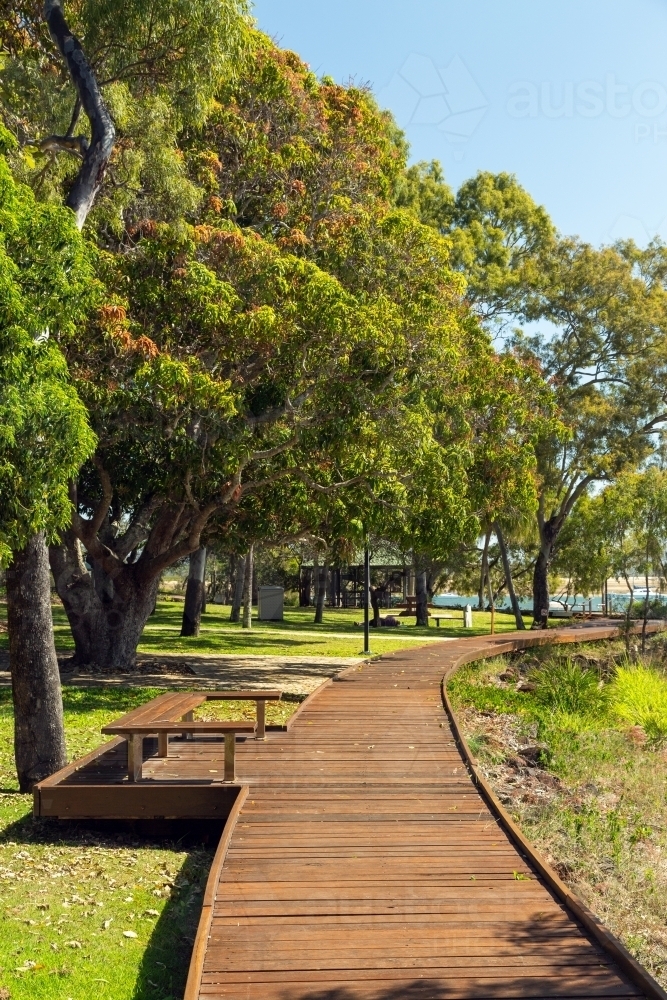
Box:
447;637;667;988
0;601;533;661
0;687;298;1000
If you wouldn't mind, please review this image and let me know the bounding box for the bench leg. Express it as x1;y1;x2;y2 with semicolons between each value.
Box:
127;735;143;782
224;732;236;782
158;732;169;757
256;700;266;740
182;710;194;740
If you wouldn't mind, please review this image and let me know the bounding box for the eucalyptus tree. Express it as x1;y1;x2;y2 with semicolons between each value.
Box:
515;239;667;620
0;0;249;780
0;130;95;789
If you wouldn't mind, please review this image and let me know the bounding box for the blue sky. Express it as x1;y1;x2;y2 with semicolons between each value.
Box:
251;0;667;247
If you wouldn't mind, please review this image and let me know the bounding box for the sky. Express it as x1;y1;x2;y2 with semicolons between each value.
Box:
251;0;667;248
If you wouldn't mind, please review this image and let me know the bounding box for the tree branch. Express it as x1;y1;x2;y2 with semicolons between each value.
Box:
114;494;164;562
139;502;219;581
85;455;113;541
44;0;116;229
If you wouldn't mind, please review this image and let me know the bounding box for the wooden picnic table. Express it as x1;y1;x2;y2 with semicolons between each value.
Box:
101;689;282;782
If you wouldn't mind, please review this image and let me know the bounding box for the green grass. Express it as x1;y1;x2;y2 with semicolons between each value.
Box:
0;687;198;1000
0;601;534;661
0;688;298;1000
448;639;667;986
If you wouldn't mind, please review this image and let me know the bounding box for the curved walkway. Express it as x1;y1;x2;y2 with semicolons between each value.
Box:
187;625;667;1000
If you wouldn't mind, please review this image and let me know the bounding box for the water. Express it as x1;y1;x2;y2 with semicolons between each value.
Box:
433;592;667;612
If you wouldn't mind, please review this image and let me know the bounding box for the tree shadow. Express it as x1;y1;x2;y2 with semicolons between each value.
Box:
131;847;212;1000
0;811;219;1000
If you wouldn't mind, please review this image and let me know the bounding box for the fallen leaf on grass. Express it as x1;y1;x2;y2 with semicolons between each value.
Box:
65;940;81;948
144;909;159;917
123;930;138;939
102;919;113;930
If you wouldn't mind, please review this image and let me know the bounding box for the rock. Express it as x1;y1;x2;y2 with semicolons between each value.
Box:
517;744;547;765
499;669;518;682
516;679;537;692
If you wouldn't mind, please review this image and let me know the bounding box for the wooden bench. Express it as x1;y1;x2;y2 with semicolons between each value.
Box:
101;689;282;783
432;612;465;627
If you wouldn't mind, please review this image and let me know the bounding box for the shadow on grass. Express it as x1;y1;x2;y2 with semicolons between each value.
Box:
131;846;212;1000
0;809;217;1000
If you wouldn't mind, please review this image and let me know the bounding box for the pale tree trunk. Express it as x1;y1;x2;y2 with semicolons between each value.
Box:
415;569;428;626
242;544;253;629
478;532;490;610
533;516;560;626
314;559;329;624
4;0;117;786
230;554;245;623
486;563;495;635
642;542;650;653
181;547;207;637
495;523;525;630
6;533;67;791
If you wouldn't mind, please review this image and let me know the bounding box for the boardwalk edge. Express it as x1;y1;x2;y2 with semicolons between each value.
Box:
184;783;249;1000
441;624;667;1000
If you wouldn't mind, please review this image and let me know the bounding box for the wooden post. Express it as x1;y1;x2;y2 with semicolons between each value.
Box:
127;735;143;782
158;732;169;757
224;732;235;781
256;699;266;740
183;709;194;740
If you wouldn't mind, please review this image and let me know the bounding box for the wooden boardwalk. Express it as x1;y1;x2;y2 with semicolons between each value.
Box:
187;626;666;1000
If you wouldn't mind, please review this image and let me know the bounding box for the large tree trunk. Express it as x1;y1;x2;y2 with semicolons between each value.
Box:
50;532;160;669
181;547;207;637
415;569;429;626
299;565;312;607
314;560;329;624
242;544;253;629
230;554;245;622
532;517;559;625
6;533;67;791
495;523;525;630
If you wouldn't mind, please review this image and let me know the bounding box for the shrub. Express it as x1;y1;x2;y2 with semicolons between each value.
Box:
532;657;607;717
611;664;667;744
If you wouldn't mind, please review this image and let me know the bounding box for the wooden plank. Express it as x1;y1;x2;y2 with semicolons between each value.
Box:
37;783;241;819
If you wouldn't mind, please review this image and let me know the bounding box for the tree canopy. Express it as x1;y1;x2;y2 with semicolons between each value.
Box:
0;125;95;563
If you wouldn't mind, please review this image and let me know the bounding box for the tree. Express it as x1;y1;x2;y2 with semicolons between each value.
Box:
515;239;667;620
0;129;96;789
1;0;248;780
180;546;207;636
395;164;556;323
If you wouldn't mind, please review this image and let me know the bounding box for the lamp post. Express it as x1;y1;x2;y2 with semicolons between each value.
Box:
363;543;370;655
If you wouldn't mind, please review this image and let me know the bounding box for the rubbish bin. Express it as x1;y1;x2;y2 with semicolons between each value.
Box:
258;586;284;621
